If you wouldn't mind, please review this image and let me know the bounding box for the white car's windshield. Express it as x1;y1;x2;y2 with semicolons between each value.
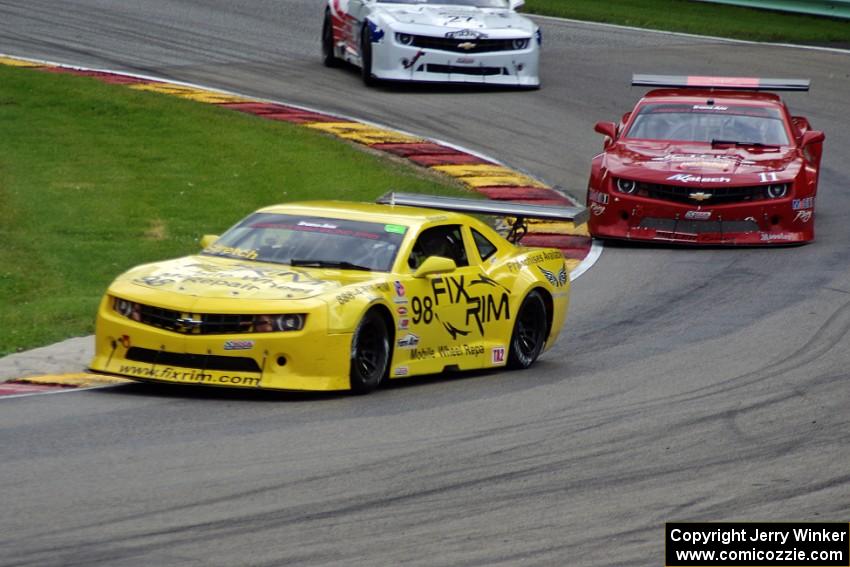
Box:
203;213;408;272
376;0;509;8
625;103;790;146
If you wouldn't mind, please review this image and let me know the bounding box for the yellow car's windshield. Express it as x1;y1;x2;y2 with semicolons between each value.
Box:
203;213;408;272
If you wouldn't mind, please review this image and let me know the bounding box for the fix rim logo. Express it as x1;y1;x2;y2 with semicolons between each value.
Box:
412;274;512;338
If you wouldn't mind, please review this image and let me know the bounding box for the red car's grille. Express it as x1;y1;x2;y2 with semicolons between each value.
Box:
639;217;760;234
637;182;770;205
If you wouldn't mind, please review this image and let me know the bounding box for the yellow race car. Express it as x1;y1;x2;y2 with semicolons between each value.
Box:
89;193;587;394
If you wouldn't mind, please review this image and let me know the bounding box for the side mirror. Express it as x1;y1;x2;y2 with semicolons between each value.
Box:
800;130;825;147
413;256;457;278
594;121;617;140
509;0;525;9
200;234;219;249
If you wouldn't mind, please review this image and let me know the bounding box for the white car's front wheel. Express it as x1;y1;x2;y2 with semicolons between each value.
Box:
322;11;340;68
360;24;376;86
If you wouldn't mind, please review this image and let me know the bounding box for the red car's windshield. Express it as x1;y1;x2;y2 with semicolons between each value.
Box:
625;103;790;146
202;213;408;272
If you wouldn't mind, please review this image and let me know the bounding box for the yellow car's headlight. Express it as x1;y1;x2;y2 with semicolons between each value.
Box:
252;314;306;333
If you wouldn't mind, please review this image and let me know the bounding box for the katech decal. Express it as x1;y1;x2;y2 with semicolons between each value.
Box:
224;340;254;351
393;366;409;377
668;174;732;184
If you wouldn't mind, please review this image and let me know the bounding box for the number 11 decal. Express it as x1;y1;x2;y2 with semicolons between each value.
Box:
759;172;780;182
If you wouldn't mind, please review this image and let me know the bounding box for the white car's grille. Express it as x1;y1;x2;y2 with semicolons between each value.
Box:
410;35;521;53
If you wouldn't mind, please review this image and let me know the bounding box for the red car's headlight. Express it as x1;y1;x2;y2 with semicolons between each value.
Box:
766;183;789;199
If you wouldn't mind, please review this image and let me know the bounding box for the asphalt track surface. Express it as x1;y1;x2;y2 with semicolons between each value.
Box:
2;2;850;566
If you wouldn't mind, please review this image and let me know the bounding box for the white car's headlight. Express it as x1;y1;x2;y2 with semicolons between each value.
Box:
396;33;414;46
512;38;530;50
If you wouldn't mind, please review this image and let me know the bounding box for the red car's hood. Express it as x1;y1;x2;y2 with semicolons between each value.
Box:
604;140;801;184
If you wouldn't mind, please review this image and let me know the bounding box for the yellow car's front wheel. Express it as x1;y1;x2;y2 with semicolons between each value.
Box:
349;310;390;394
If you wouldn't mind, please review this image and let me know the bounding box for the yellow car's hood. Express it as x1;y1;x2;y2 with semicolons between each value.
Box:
120;255;355;300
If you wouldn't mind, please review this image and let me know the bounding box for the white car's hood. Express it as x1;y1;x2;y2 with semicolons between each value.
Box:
380;5;534;35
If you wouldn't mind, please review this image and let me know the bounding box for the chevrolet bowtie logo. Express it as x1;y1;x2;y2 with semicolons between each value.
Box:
457;42;477;50
176;317;203;330
689;192;712;202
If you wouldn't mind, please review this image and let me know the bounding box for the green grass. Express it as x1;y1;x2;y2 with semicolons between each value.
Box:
0;65;465;355
526;0;850;44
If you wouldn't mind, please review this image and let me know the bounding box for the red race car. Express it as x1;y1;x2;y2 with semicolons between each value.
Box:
586;75;825;245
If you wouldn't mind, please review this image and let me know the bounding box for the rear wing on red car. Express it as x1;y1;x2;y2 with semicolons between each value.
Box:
377;191;588;243
632;74;810;92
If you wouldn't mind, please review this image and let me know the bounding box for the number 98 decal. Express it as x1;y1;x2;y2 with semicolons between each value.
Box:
411;296;434;324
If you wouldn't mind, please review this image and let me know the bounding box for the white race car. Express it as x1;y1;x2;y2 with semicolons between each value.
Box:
322;0;541;87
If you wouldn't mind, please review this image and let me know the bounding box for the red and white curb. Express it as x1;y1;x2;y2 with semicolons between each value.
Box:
0;53;601;397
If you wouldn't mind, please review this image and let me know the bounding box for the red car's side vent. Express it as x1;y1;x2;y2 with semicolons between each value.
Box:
632;74;810;92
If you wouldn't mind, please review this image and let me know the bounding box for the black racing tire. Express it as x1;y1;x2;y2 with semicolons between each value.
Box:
360;24;376;86
322;11;340;68
507;291;548;370
349;310;390;394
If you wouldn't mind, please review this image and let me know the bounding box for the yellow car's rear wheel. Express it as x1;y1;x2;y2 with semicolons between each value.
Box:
349;310;390;394
507;291;547;369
